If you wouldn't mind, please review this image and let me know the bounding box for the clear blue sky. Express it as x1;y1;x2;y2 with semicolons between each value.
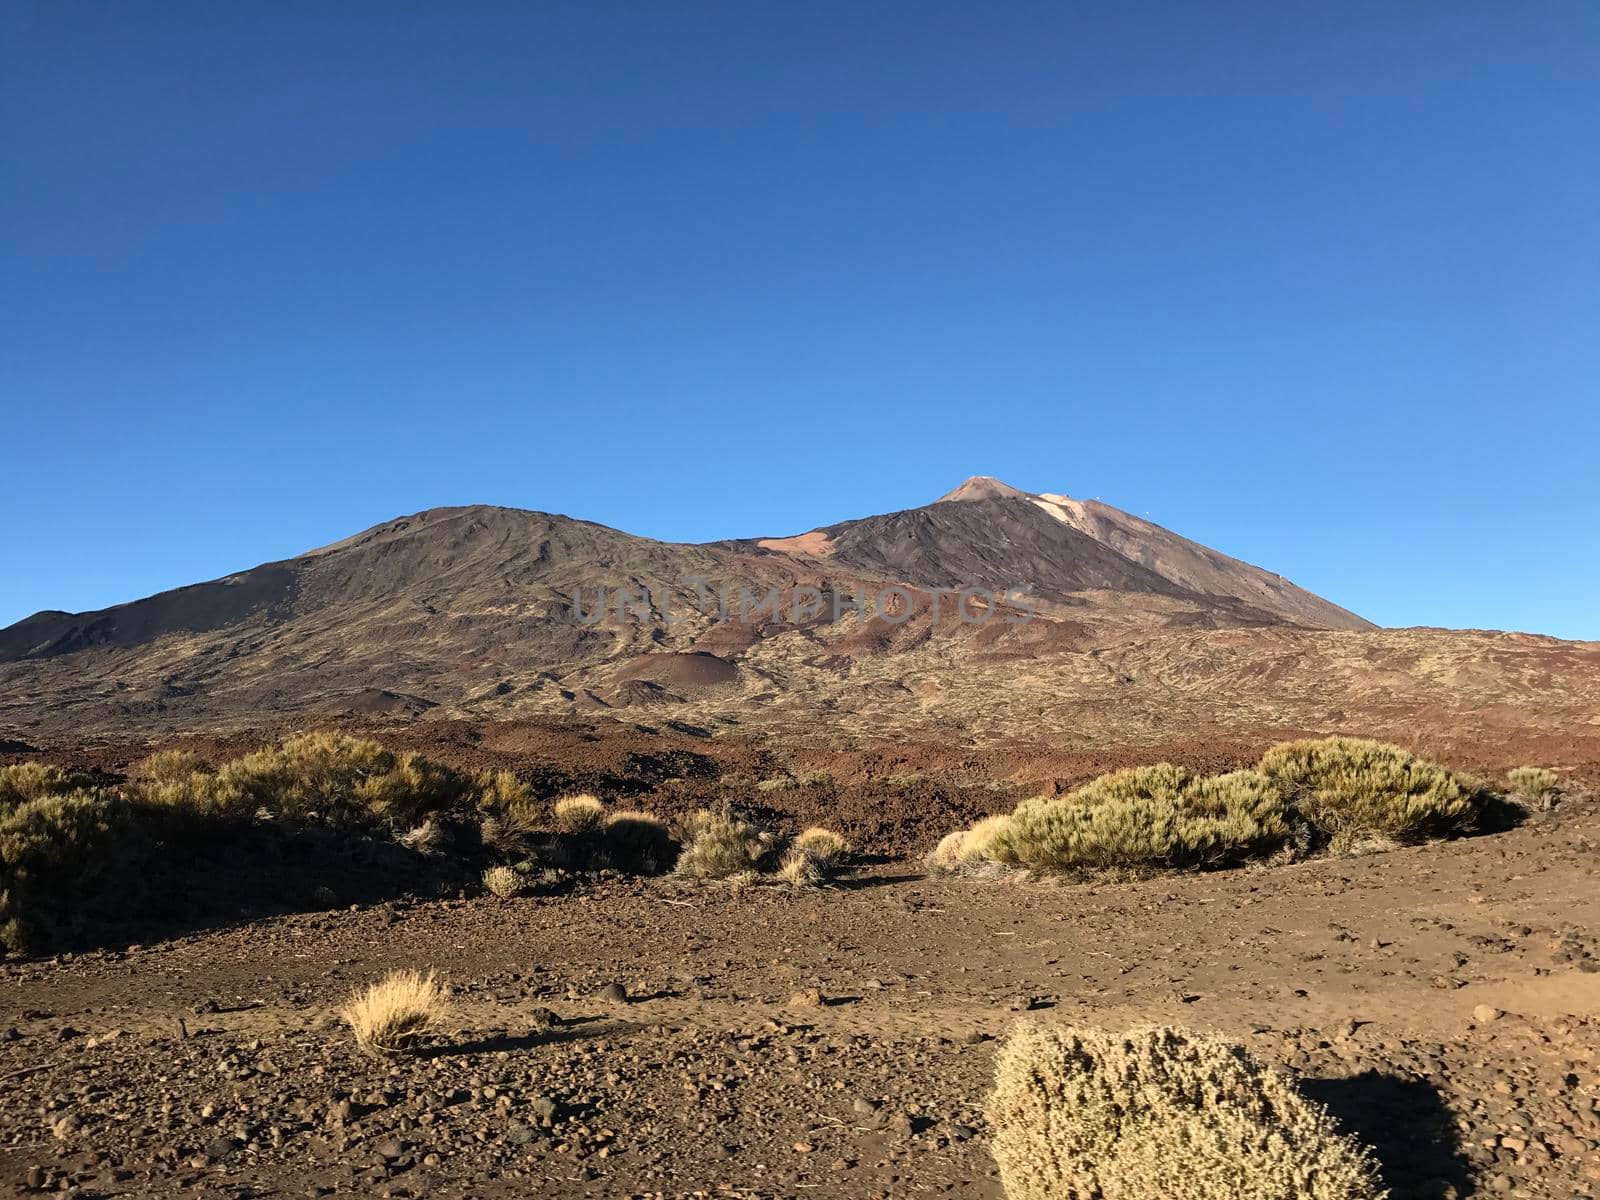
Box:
3;2;1597;638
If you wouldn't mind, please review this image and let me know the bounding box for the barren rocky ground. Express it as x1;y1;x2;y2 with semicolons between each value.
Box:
4;792;1599;1199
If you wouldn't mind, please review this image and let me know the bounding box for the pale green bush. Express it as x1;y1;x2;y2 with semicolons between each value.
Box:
1259;738;1485;851
987;1023;1385;1200
131;749;208;784
995;766;1289;874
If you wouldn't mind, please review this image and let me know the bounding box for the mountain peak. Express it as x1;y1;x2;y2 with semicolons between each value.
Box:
937;476;1033;503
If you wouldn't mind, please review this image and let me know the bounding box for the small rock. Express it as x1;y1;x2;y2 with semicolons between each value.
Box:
1473;1004;1503;1024
788;988;824;1009
205;1135;238;1159
597;982;628;1003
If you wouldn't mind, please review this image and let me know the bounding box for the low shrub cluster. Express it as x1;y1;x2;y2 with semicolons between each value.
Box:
673;807;852;888
987;1022;1385;1200
1;734;856;954
935;738;1496;879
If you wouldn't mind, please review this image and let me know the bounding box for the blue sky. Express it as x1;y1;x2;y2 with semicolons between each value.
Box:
3;2;1597;638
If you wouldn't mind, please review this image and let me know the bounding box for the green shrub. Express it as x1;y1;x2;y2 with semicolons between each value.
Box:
987;1023;1385;1200
1258;737;1485;852
995;766;1289;875
0;789;140;954
355;751;468;829
0;763;78;809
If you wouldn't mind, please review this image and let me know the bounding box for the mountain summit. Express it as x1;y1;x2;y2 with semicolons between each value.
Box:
936;475;1033;503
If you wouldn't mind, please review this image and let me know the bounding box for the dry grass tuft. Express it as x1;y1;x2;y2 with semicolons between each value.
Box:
1259;737;1485;852
1507;765;1559;810
928;813;1015;870
481;864;522;899
987;1022;1385;1200
552;793;606;834
776;846;825;887
792;826;851;867
340;969;447;1056
674;807;773;879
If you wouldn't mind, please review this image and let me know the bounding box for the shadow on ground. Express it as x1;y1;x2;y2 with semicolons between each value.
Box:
1302;1070;1474;1198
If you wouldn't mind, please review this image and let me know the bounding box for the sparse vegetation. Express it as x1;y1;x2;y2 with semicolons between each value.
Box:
552;793;606;834
1507;765;1560;810
481;864;522;898
995;765;1290;875
1259;737;1487;852
986;1022;1385;1200
340;969;447;1056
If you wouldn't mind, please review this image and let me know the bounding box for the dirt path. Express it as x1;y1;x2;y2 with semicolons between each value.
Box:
4;802;1600;1198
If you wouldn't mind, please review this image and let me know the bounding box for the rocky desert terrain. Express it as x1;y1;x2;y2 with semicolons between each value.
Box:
3;789;1600;1199
4;479;1600;1199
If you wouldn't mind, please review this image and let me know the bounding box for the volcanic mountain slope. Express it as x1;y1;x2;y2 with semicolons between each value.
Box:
1;478;1596;749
